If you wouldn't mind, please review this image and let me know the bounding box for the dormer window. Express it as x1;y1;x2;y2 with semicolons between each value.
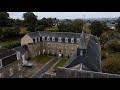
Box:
52;37;55;42
38;37;40;42
80;50;83;56
65;38;68;43
42;36;45;41
71;38;74;43
58;37;62;42
77;38;80;43
35;38;37;43
17;52;21;60
47;37;50;41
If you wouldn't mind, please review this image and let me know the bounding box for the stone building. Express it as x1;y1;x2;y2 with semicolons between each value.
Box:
0;48;23;78
21;31;90;58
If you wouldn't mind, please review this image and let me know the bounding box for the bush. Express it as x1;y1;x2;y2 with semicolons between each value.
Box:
35;25;45;31
104;39;120;52
3;42;21;49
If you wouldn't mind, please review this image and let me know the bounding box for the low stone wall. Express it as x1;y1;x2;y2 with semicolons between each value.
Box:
42;67;120;78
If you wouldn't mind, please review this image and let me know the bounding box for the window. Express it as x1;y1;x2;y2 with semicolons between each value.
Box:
47;43;50;47
39;51;40;55
47;37;50;41
80;50;83;56
52;37;55;42
38;37;40;42
58;37;62;42
43;43;45;46
17;52;21;60
42;36;45;41
35;38;37;43
43;49;45;54
77;38;80;43
18;64;21;71
71;38;74;43
0;73;3;78
65;38;68;43
48;50;50;54
9;68;13;76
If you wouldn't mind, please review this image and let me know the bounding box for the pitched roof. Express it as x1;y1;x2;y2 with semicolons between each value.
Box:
0;48;16;59
27;31;85;39
12;45;28;53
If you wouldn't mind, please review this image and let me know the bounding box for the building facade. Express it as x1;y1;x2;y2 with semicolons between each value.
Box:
21;31;90;58
0;48;23;78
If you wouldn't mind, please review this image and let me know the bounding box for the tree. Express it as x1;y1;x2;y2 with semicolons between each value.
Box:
0;12;9;27
14;19;24;26
23;12;37;26
104;38;120;52
35;25;45;31
89;21;107;37
0;27;3;37
23;12;37;32
115;17;120;32
72;19;83;33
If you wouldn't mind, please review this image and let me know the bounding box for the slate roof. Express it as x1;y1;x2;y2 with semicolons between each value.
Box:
27;31;87;39
64;32;101;72
12;45;28;53
0;48;16;59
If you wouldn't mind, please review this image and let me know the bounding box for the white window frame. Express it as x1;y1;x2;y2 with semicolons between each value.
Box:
58;37;62;42
77;38;80;43
18;64;21;71
35;38;37;43
80;50;83;56
71;38;74;43
43;49;45;54
39;51;40;55
52;37;55;42
65;38;68;43
17;52;21;60
9;68;13;76
38;37;40;42
47;37;50;41
42;36;45;41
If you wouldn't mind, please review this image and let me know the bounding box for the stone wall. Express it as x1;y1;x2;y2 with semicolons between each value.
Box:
0;60;23;78
27;41;79;58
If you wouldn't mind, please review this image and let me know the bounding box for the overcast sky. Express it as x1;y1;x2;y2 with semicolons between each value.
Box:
8;12;120;20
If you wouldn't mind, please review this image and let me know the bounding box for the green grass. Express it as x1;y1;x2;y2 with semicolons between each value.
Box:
45;26;58;31
35;55;54;64
53;58;68;69
0;37;21;47
20;27;27;34
84;26;91;33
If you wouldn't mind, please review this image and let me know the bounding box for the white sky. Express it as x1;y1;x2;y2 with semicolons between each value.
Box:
8;12;120;20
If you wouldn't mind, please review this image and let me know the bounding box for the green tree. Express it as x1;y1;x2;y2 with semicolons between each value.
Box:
104;38;120;52
35;25;45;31
0;27;3;37
89;21;107;37
72;19;83;33
0;12;9;27
115;17;120;32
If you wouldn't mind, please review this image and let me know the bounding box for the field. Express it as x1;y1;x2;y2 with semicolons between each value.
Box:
34;55;54;64
53;58;68;69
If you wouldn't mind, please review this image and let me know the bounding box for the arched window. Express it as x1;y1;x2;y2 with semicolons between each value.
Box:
71;38;74;43
58;37;62;42
52;37;55;42
47;37;50;41
77;38;80;43
65;38;68;43
42;36;45;41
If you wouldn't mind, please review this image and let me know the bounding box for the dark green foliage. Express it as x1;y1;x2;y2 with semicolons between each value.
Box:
3;42;21;49
35;25;45;31
90;21;108;37
27;24;35;32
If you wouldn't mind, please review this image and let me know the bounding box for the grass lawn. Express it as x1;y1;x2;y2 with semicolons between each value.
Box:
53;58;68;69
35;55;54;64
45;26;58;31
20;27;27;34
0;37;21;47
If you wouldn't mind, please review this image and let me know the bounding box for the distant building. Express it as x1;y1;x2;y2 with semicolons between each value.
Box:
0;48;23;78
